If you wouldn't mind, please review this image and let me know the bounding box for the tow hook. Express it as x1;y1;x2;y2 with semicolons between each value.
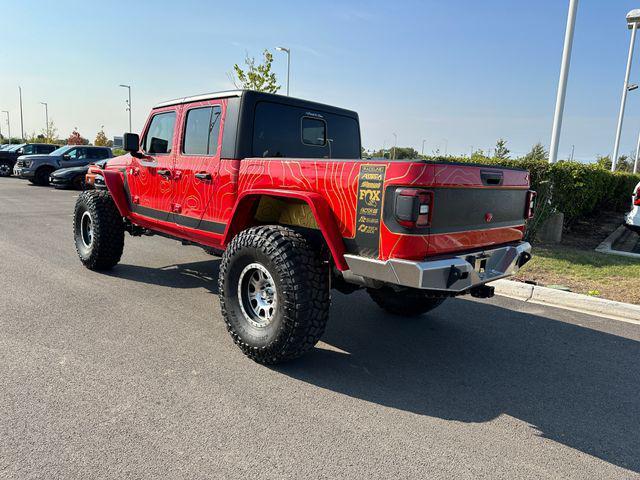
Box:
517;251;532;268
446;265;469;288
470;285;495;298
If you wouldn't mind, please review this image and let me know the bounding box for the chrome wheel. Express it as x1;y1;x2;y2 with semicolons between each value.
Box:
80;211;93;248
0;163;10;176
238;263;277;327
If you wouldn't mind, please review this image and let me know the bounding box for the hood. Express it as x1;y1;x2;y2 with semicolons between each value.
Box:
18;154;62;165
52;165;88;177
19;154;58;162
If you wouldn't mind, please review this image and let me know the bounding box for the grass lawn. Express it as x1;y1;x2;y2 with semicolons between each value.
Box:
513;245;640;305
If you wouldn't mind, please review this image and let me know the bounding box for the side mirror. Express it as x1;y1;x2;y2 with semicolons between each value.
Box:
16;148;23;155
124;133;140;153
62;154;70;161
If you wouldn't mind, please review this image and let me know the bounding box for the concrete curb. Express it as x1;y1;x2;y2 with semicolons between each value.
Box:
595;225;640;259
491;279;640;324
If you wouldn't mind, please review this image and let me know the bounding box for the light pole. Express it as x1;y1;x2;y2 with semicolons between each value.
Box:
40;102;48;141
2;111;10;142
633;130;640;174
392;133;397;160
612;9;640;172
18;87;24;141
549;0;579;164
275;47;291;96
119;84;132;132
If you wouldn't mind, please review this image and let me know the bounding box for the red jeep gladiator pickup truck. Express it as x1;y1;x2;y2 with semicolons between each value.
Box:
74;90;534;363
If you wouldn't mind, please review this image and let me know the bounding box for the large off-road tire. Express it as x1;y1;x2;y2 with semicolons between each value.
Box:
0;160;12;177
73;190;124;270
219;225;330;364
367;287;446;316
33;166;53;186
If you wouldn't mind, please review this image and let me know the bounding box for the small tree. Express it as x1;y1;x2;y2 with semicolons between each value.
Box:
230;49;280;93
94;128;109;146
67;128;88;145
494;138;510;159
41;120;59;144
524;142;548;162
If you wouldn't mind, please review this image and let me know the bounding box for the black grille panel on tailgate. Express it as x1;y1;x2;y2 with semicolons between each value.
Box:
430;188;527;234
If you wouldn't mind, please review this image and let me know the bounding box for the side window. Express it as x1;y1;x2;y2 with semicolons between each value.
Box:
75;148;88;160
23;145;35;155
183;106;222;155
143;111;176;155
302;117;326;146
65;148;78;159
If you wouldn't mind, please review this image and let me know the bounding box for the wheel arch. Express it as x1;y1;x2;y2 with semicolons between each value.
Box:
223;189;348;270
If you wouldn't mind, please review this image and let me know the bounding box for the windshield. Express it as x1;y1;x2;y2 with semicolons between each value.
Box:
49;146;73;156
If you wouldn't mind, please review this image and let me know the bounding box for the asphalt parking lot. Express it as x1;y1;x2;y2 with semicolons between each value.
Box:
1;176;640;480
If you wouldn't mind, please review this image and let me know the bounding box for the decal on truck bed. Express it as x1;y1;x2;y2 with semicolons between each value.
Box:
350;164;386;258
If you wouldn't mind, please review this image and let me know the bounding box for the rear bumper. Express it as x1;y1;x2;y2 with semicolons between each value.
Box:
344;242;532;292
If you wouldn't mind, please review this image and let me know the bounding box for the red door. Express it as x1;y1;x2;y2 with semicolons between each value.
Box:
172;99;226;242
127;107;179;228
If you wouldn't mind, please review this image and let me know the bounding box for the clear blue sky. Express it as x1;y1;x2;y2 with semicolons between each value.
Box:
2;0;640;161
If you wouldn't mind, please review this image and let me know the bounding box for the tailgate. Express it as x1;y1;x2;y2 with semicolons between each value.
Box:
427;163;530;255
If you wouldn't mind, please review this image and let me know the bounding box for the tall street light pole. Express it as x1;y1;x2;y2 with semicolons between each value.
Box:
549;0;579;164
40;102;48;141
275;47;291;96
633;130;640;174
119;84;132;132
612;9;640;172
18;87;24;141
2;111;10;142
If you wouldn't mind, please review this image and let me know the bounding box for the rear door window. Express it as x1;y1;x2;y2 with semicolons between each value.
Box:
87;148;109;160
143;111;176;155
182;106;222;155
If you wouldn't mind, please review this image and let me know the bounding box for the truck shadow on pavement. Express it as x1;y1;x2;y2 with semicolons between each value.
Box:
275;291;640;473
105;260;221;294
104;261;639;472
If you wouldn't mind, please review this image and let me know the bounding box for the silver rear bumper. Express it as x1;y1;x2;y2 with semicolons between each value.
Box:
343;242;532;292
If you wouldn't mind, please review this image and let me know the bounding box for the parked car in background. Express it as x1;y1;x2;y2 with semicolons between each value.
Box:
625;181;640;233
0;143;59;177
50;159;109;190
13;145;113;186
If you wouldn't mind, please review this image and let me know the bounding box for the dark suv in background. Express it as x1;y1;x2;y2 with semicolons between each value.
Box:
14;145;113;186
0;143;59;177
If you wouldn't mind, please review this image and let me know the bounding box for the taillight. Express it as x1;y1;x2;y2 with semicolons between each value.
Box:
634;186;640;206
525;190;537;219
394;188;434;228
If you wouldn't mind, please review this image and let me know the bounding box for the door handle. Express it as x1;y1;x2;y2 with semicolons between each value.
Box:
194;172;212;181
157;169;171;178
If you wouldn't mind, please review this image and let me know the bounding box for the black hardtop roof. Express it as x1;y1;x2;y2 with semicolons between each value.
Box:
154;89;358;118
